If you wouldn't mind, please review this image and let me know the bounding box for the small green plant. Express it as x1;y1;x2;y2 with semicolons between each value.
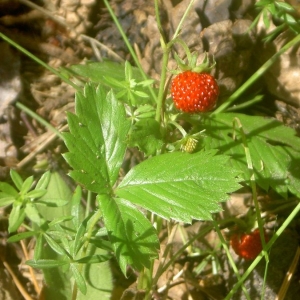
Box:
1;0;300;299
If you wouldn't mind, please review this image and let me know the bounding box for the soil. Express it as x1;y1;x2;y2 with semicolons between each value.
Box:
0;0;300;299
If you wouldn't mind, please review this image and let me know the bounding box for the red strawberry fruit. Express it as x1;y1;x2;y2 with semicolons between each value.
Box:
171;71;219;113
230;228;268;260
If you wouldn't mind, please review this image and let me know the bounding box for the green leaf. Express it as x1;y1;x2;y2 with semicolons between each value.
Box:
104;76;126;88
196;113;300;198
36;172;73;226
116;150;241;223
256;0;272;8
8;231;38;243
124;60;133;81
69;60;144;86
34;234;43;261
70;264;87;295
132;90;150;98
75;254;112;264
20;176;34;195
26;189;47;199
47;229;72;241
133;105;156;119
76;245;113;300
71;186;84;229
137;79;155;87
98;195;159;274
263;9;271;29
44;234;68;256
25;203;43;225
37;230;73;299
0;182;18;197
10;169;23;190
48;216;74;227
63;84;130;194
275;1;295;12
26;259;69;269
9;203;25;232
127;119;163;156
90;237;112;252
282;13;297;25
73;221;86;257
35;171;51;190
0;194;15;207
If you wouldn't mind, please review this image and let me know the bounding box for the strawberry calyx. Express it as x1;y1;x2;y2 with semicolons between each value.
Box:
171;38;216;75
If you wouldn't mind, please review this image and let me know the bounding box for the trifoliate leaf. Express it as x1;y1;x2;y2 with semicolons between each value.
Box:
116;150;241;223
63;84;130;194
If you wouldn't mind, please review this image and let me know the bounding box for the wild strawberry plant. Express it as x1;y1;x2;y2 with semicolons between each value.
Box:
1;0;300;299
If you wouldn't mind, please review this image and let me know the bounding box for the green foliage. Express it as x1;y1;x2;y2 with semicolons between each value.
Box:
127;118;163;156
69;60;155;106
63;83;130;194
98;195;159;274
250;0;300;41
0;171;113;298
116;150;241;222
0;170;49;232
191;113;300;198
2;1;300;299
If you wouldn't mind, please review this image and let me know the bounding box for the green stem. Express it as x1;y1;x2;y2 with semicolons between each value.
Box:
154;0;166;43
226;94;264;112
154;0;197;124
213;33;300;114
103;0;157;104
0;32;79;90
85;191;92;218
171;0;196;40
168;121;187;137
155;48;170;123
233;118;268;251
16;102;64;140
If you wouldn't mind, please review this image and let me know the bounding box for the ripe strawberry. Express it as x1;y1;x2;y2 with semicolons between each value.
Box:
230;229;268;260
171;71;219;113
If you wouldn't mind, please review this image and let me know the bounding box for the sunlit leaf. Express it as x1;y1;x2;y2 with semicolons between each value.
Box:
26;189;47;199
20;176;34;195
116;150;241;223
0;182;18;197
0;194;15;207
9;203;25;232
63;84;130;194
35;171;51;190
10;169;23;190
